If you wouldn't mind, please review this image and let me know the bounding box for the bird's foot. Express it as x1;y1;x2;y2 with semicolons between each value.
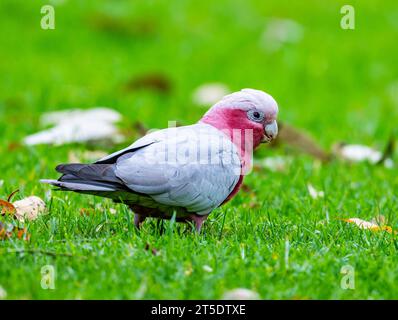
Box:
188;214;208;232
134;214;146;229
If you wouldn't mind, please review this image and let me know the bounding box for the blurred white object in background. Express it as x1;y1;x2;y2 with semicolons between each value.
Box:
24;107;124;145
333;143;394;168
255;156;291;172
0;286;7;300
192;83;230;107
307;183;325;199
261;18;304;52
222;288;260;300
337;144;382;163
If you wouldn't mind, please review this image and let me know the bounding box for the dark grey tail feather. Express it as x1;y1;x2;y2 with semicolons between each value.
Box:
56;163;121;184
40;179;119;192
41;162;143;203
40;179;142;204
41;162;128;194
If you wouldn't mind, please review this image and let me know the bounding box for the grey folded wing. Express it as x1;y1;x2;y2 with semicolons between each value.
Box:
112;125;242;215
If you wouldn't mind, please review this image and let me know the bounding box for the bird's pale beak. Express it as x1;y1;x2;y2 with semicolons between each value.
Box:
262;120;278;143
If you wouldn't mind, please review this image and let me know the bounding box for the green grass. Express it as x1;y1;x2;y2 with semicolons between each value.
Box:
1;0;398;299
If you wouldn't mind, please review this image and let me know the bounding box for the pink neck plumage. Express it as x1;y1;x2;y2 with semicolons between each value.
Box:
200;107;264;175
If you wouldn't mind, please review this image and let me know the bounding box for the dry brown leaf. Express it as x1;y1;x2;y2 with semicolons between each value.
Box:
7;142;22;151
133;121;149;137
88;14;156;37
80;208;96;216
0;222;30;241
0;189;19;215
0;200;16;216
124;73;172;93
241;184;253;193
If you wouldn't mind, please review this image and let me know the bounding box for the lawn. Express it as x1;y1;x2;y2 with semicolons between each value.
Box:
1;0;398;299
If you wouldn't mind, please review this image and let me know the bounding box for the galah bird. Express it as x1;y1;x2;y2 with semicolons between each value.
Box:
41;89;278;231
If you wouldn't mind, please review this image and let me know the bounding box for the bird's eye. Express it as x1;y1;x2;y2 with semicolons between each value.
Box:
247;110;264;122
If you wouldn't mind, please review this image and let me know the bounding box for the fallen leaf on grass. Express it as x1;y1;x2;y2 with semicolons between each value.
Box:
119;121;152;141
24;107;124;146
342;218;392;233
80;208;96;216
307;184;324;199
89;14;156;37
1;191;46;223
13;196;46;222
202;265;213;273
0;222;30;241
7;142;22;151
0;200;16;215
333;138;395;168
371;215;386;225
241;184;253;193
334;144;382;163
0;190;19;215
133;121;150;137
222;288;260;300
124;73;172;93
239;184;259;208
41;107;121;126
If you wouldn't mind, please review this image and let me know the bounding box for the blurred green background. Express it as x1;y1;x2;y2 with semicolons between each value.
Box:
1;0;398;300
1;0;397;145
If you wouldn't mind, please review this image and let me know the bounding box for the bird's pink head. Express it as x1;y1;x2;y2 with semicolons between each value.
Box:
200;88;279;150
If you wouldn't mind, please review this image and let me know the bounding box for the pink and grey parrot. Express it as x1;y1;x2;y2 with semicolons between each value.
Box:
42;89;278;231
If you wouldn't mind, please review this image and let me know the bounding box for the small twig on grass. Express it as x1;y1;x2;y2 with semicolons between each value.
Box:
7;189;20;202
271;122;331;162
3;248;87;259
376;134;395;165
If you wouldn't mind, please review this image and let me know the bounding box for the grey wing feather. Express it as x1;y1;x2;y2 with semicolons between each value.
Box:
95;128;167;164
115;124;241;215
42;124;241;215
